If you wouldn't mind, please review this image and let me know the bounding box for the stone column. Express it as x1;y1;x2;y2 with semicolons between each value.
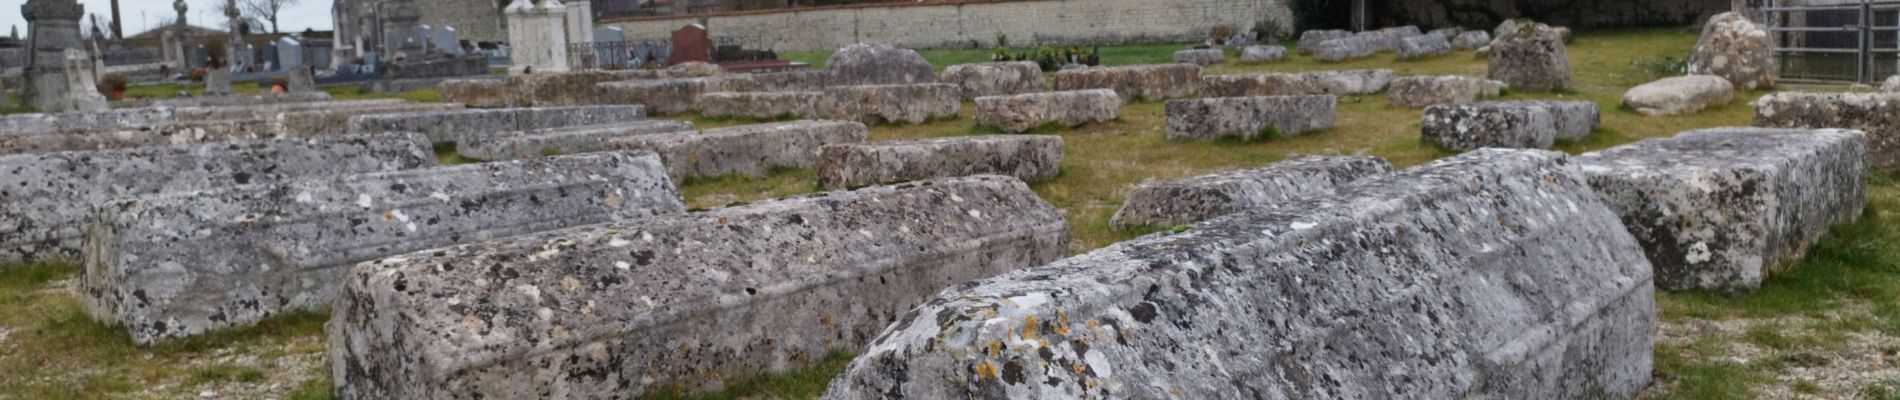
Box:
566;0;594;44
21;0;105;113
224;0;241;69
504;0;570;75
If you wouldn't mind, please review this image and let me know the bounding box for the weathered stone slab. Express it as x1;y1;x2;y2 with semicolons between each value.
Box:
1202;69;1395;97
1165;95;1336;141
825;43;938;86
1690;12;1776;91
1172;49;1224;66
1297;29;1352;55
437;79;514;108
1387;75;1507;108
940;61;1044;100
1423;100;1580;151
1487;19;1572;91
609;120;869;180
327;175;1069;399
1753;92;1900;169
819;84;960;125
1578;128;1865;292
825;148;1656;400
147;92;334;108
816;135;1063;189
1531;100;1604;140
1453;30;1492;50
83;152;685;344
1052;64;1202;102
1624;75;1734;117
695;91;823;120
1238;45;1286;62
442;70;675;108
592;73;820;115
0;107;175;134
972;89;1121;133
350;105;647;144
1884;75;1899;93
205;69;232;96
274;103;468;138
1109;155;1394;228
0;134;434;264
457;120;696;161
1398;32;1453;59
1314;35;1378;62
169;99;410;122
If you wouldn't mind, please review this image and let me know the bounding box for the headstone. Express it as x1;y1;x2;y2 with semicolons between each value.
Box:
504;0;569;75
1487;20;1572;92
1165;95;1337;141
594;26;625;44
1051;63;1203;102
939;61;1044;100
160;29;179;65
973;89;1121;133
262;43;280;71
1578;128;1865;292
668;24;710;65
83;151;685;344
350;105;648;144
204;68;232;96
1172;48;1224;66
277;37;302;69
565;0;594;44
824;43;935;86
457;119;695;160
416;24;432;54
381;0;424;58
286;65;315;92
1622;75;1734;116
1110;156;1394;228
819;83;961;125
826;148;1657;400
1386;75;1507;108
1753;92;1900;169
1689;12;1776;91
817;135;1063;189
434;26;461;56
606;120;869;181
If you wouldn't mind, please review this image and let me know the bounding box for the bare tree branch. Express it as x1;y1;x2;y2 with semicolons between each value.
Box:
242;0;302;33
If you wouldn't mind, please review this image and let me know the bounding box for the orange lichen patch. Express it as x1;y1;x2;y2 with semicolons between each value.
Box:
792;351;811;365
821;312;837;331
383;210;396;221
1022;315;1041;340
1072;361;1087;375
975;360;999;380
988;340;1003;357
1053;310;1073;335
561;276;581;291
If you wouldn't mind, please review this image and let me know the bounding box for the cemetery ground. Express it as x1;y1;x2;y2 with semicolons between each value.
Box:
1;28;1897;400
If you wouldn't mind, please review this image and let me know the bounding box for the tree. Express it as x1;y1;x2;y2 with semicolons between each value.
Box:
241;0;301;33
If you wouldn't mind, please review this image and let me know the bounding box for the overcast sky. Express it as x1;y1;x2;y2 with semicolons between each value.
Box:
0;0;334;38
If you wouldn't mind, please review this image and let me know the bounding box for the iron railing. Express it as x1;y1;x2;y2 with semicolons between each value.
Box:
568;40;672;70
1764;0;1900;84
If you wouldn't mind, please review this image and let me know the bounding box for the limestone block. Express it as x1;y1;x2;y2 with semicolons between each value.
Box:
1623;75;1734;117
825;43;937;86
695;91;824;120
0;134;434;264
1690;12;1776;91
1453;30;1492;50
816;135;1063;189
1052;64;1202;101
438;79;515;108
1884;75;1899;93
1314;35;1378;62
1297;29;1352;55
148;92;333;108
1172;49;1224;66
350;105;647;144
169;99;411;122
1238;45;1286;62
819;84;960;125
1531;100;1604;141
458;120;696;161
1578;128;1865;292
205;69;232;96
1165;95;1336;141
274;103;467;138
1202;69;1394;97
1386;75;1507;108
1397;32;1452;60
1486;20;1572;91
326;175;1069;399
1753;92;1900;169
82;152;684;344
1109;155;1394;228
1422;100;1601;150
0;108;175;134
609;120;869;181
972;89;1121;133
595;75;762;115
940;61;1045;100
825;148;1656;400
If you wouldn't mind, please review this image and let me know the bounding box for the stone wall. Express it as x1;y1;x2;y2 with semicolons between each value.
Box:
602;0;1295;51
1384;0;1726;30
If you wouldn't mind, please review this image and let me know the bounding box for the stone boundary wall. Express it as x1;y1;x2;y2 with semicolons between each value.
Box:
601;0;1294;51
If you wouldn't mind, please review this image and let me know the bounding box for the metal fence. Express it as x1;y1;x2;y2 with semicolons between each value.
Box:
1765;0;1900;84
568;41;673;70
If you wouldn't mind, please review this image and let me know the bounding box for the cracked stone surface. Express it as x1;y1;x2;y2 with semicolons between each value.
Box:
940;62;1045;100
1165;95;1336;141
1690;12;1776;91
696;91;824;120
82;151;684;344
326;175;1069;399
0;134;435;265
1579;128;1866;293
457;120;695;161
1397;32;1452;60
1052;64;1202;102
441;70;688;108
816;135;1063;189
824;148;1655;400
819;84;961;125
1422;100;1599;150
1623;75;1734;117
1487;20;1572;92
0;107;175;134
1314;35;1379;62
0;102;454;155
1238;45;1286;62
168;100;411;123
1109;155;1393;228
594;72;829;115
148;92;333;108
1453;31;1492;50
972;89;1121;133
1386;75;1507;108
1203;69;1394;97
1172;49;1224;66
350;105;648;144
1753;92;1900;169
825;43;938;86
609;120;869;181
1296;30;1352;55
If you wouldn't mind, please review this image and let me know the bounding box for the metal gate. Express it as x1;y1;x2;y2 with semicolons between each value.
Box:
1763;0;1900;84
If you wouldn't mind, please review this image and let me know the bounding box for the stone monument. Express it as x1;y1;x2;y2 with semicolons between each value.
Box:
566;0;594;44
504;0;569;75
381;0;425;60
668;24;709;65
170;0;189;67
21;0;107;112
223;0;241;69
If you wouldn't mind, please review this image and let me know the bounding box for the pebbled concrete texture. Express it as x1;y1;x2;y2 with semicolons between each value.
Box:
1165;95;1336;141
0;107;176;135
819;84;961;125
1202;69;1394;98
0;134;436;265
1577;127;1865;293
816;135;1064;189
1109;155;1394;228
325;175;1070;399
940;61;1045;100
1386;75;1507;108
1422;100;1600;151
1052;64;1203;102
82;152;685;344
1753;92;1900;170
972;89;1122;133
824;148;1656;400
609;120;870;181
457;120;696;161
696;91;825;120
349;105;649;144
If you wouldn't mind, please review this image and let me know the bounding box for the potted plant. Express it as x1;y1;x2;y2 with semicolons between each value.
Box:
98;73;128;101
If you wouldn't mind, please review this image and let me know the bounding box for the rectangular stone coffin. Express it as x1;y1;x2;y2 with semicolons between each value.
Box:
1165;95;1337;141
973;89;1122;133
1577;128;1866;292
326;175;1071;399
1109;155;1395;228
940;61;1045;100
1052;64;1202;102
82;152;686;344
696;91;824;120
825;148;1656;400
1386;75;1506;108
816;135;1063;189
0;134;435;264
1297;29;1353;55
148;92;335;108
0;108;175;134
819;84;961;125
1422;100;1599;151
458;120;696;161
169;99;411;122
594;73;806;115
1314;35;1378;62
1202;69;1395;97
349;105;647;144
273;103;468;138
1753;92;1900;169
610;120;869;181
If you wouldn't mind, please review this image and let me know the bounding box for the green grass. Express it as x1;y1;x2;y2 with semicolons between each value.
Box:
638;349;854;400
